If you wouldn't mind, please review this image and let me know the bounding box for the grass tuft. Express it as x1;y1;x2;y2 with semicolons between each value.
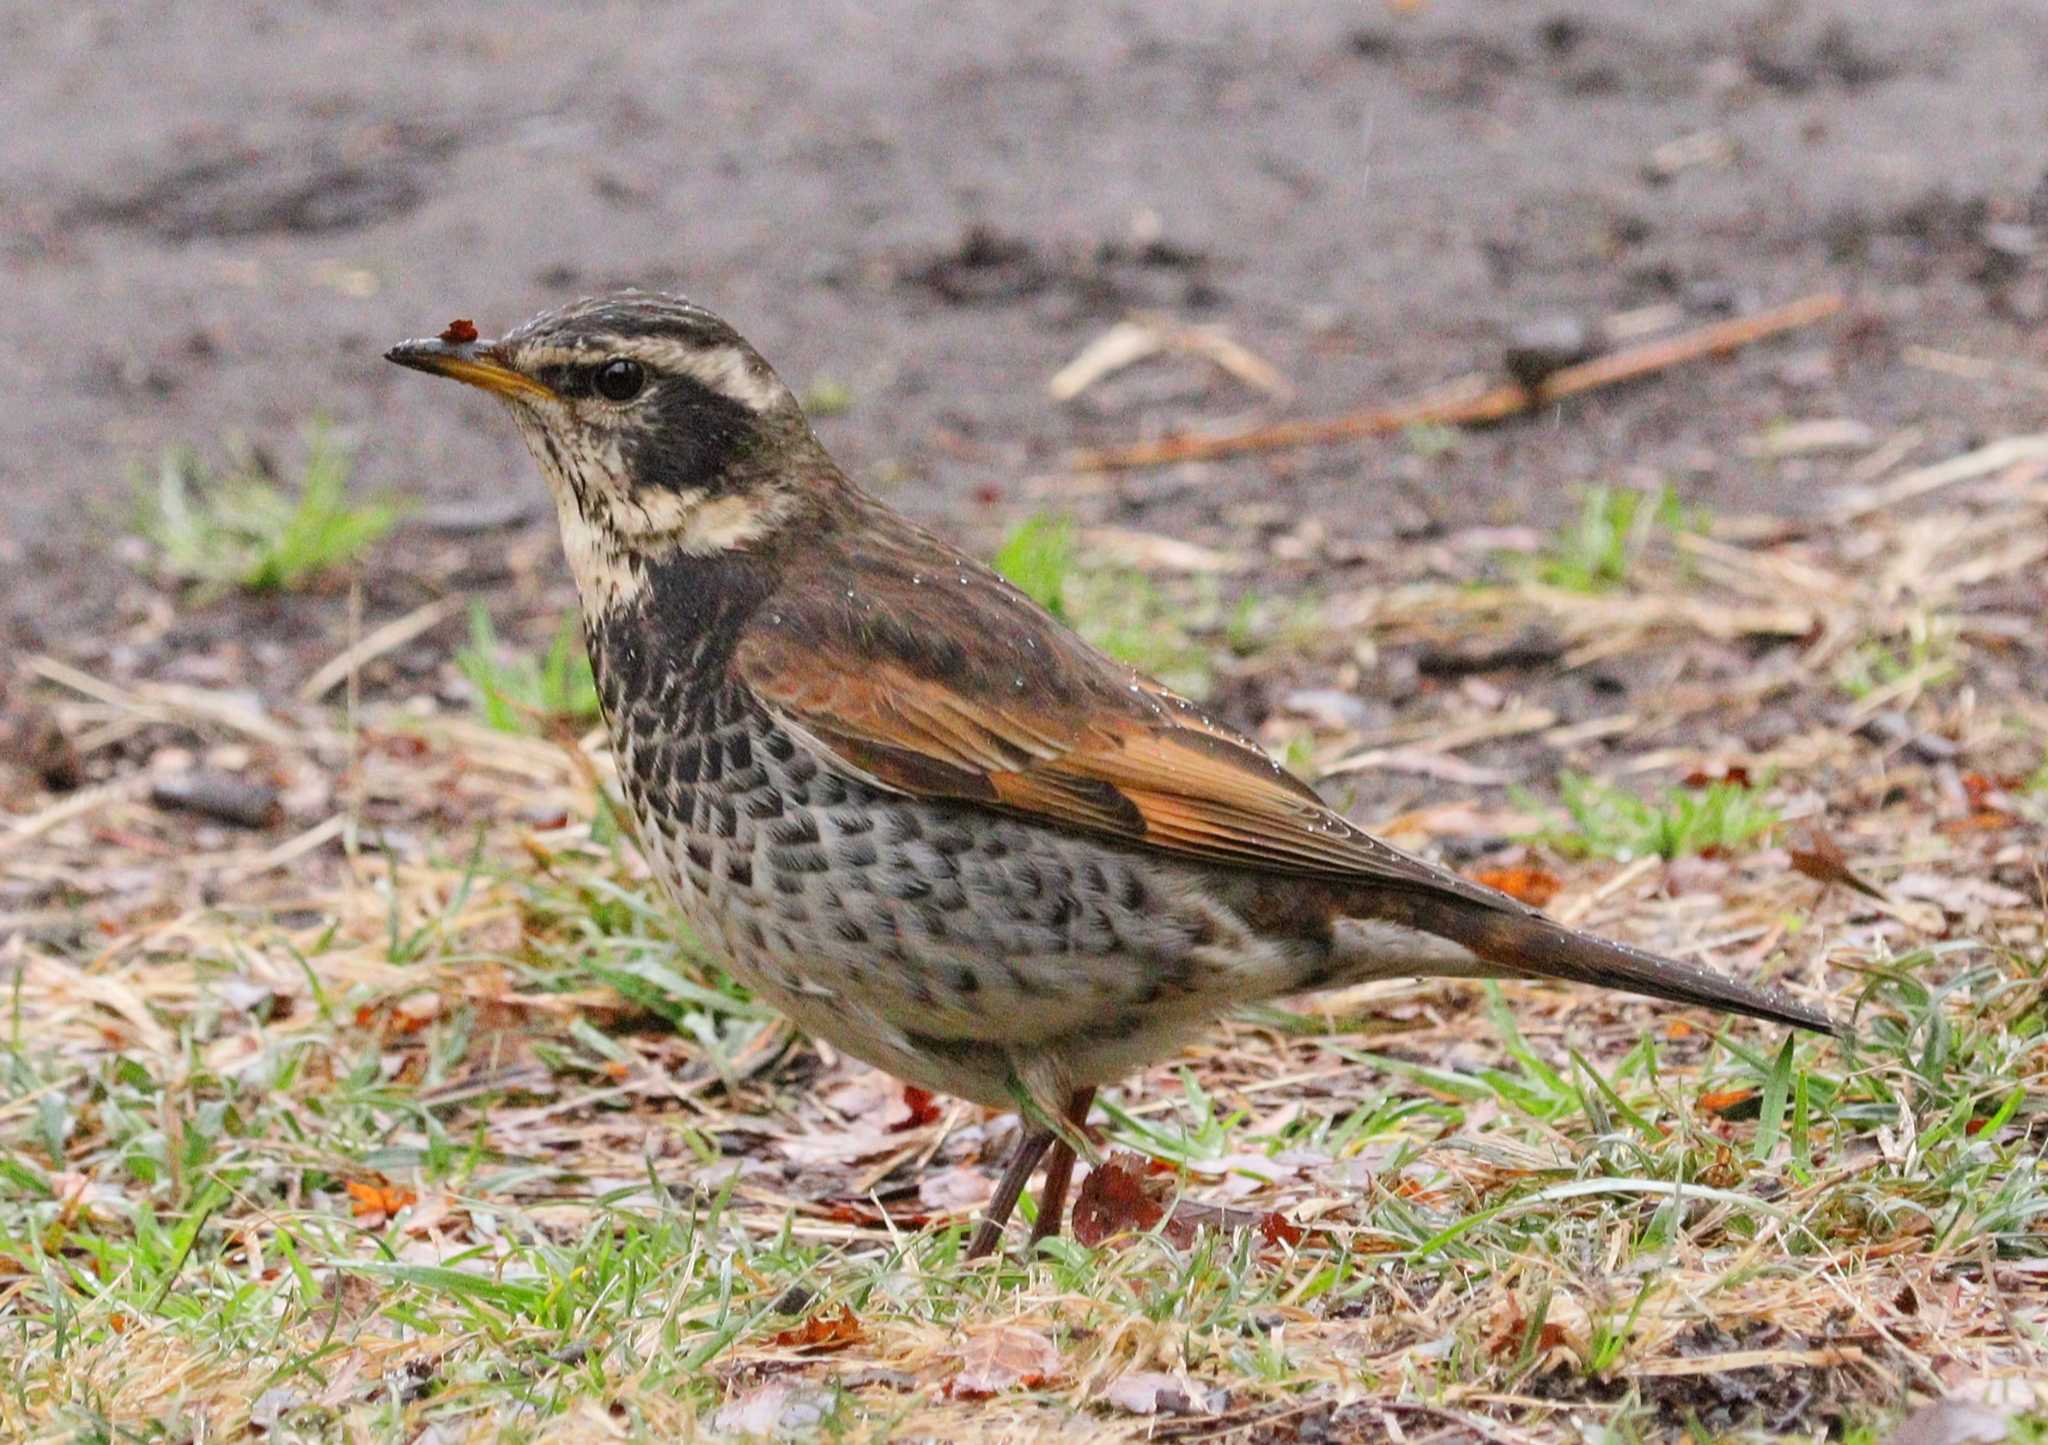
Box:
1521;773;1780;861
993;513;1210;693
989;513;1076;615
802;377;855;416
1834;615;1959;701
1532;483;1702;593
455;605;602;733
133;422;400;593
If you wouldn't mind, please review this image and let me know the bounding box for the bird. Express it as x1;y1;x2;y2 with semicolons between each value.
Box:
388;291;1837;1258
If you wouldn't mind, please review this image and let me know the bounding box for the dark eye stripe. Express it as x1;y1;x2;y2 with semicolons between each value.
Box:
534;363;590;398
530;359;648;401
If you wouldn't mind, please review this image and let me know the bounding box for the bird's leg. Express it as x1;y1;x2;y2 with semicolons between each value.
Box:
1026;1086;1097;1248
965;1123;1055;1260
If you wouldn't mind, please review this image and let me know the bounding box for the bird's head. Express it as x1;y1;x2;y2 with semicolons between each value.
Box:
388;291;831;610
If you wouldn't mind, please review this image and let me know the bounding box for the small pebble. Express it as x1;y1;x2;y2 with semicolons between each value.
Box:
150;769;283;829
1504;315;1595;390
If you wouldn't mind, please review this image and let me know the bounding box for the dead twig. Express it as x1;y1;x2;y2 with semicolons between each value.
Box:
299;595;462;702
1071;292;1845;471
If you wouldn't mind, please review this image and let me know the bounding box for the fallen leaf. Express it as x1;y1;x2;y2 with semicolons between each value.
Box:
1696;1088;1759;1119
1102;1371;1209;1416
1259;1211;1307;1248
438;318;479;345
398;1187;465;1238
393;991;442;1032
770;1304;864;1354
895;1085;942;1131
345;1180;416;1218
777;1130;902;1168
1482;1293;1527;1358
813;1069;939;1144
1184;1150;1296;1184
1071;1153;1304;1250
1787;831;1888;901
1467;864;1563;907
1936;811;2018;835
944;1325;1061;1399
1958;772;2023;810
1160;1200;1303;1248
1071;1152;1169;1246
712;1381;833;1437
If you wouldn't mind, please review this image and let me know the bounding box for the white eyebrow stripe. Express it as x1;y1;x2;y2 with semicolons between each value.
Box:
511;338;788;413
645;339;787;413
508;343;585;370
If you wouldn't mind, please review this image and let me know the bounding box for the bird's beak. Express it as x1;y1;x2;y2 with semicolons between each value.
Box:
384;335;557;403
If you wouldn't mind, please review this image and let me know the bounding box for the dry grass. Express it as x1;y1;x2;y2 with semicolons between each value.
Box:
2;433;2045;1442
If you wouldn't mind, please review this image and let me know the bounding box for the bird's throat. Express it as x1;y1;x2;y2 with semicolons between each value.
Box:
581;548;779;741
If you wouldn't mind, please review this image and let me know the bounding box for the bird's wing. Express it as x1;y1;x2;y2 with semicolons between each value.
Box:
733;515;1528;915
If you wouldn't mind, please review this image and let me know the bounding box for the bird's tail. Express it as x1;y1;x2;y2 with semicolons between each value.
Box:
1359;887;1840;1036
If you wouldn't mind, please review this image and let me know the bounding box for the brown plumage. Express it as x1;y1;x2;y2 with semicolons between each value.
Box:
389;290;1838;1258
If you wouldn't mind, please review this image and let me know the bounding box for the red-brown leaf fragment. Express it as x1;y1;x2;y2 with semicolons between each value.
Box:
1936;811;2018;835
1696;1087;1760;1119
1259;1210;1306;1248
895;1085;942;1131
1071;1151;1169;1246
1468;864;1563;907
438;318;479;345
1787;830;1888;901
1684;765;1752;789
1071;1152;1305;1251
345;1180;416;1218
770;1304;864;1354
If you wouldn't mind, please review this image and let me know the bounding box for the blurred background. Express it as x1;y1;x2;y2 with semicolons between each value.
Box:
6;0;2046;654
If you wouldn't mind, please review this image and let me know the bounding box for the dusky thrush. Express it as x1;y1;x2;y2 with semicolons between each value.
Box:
389;292;1836;1257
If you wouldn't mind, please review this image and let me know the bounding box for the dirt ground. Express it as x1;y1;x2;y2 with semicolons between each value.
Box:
6;0;2048;652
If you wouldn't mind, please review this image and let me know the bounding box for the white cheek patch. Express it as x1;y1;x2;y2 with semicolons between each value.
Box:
669;493;782;553
605;487;777;554
620;486;710;532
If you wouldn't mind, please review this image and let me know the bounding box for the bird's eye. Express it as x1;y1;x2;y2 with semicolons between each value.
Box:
594;357;645;402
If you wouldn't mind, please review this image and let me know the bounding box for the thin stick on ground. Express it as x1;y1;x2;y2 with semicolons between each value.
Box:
1071;291;1846;471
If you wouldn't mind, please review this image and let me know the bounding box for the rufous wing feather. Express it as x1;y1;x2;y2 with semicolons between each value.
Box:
732;511;1528;914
